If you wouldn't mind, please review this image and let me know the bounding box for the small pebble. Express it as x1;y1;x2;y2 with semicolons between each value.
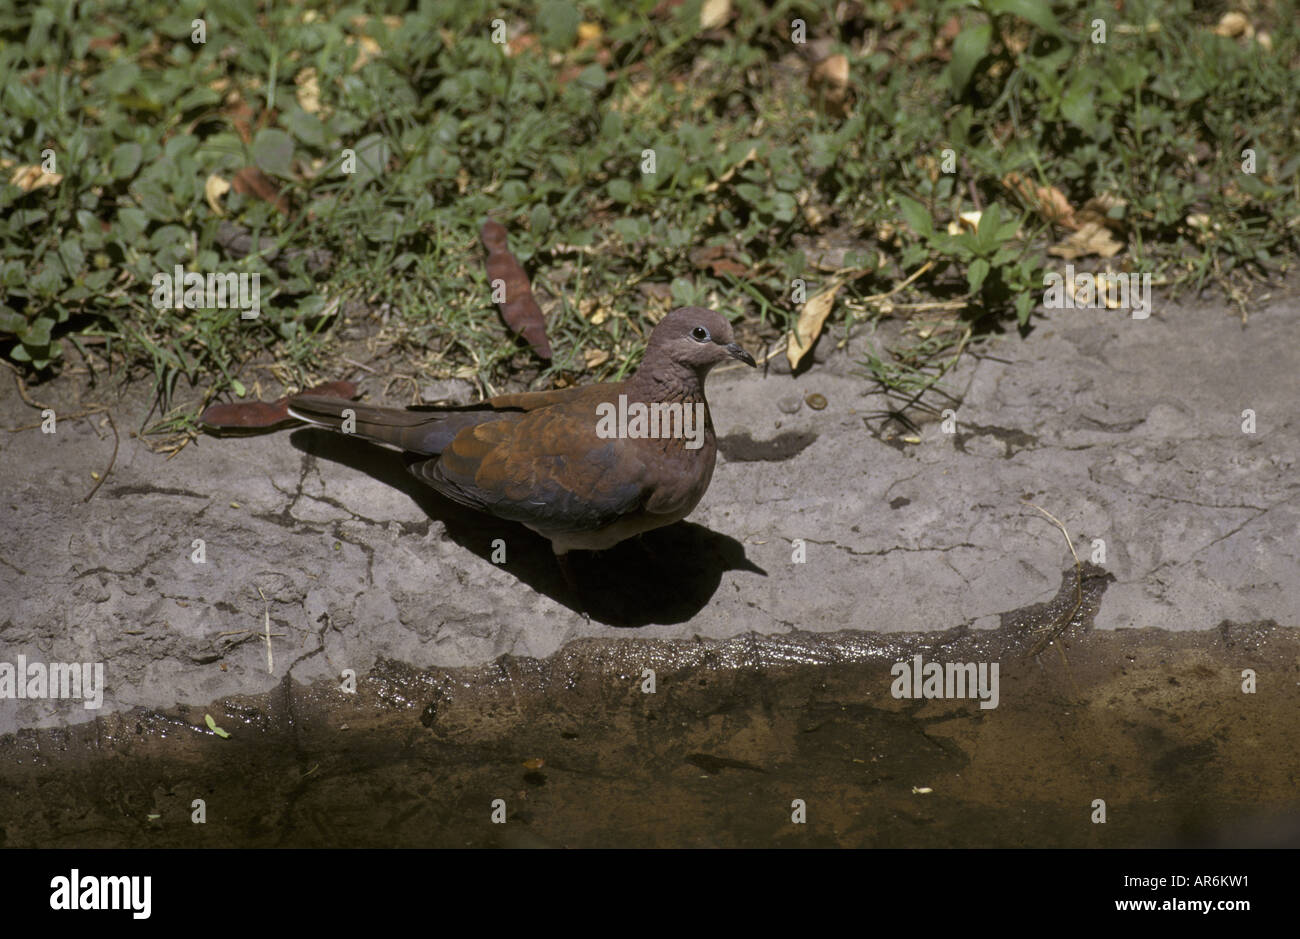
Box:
777;395;802;414
805;393;828;410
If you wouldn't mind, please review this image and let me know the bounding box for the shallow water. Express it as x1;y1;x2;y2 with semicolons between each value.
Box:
2;572;1295;848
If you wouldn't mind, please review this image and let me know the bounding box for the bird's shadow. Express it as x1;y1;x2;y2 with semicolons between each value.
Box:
289;428;767;627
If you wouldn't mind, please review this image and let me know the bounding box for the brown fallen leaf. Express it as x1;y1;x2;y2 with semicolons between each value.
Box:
1002;172;1076;229
688;244;748;278
482;220;552;360
200;381;357;433
1047;220;1124;260
788;282;842;370
232;166;290;215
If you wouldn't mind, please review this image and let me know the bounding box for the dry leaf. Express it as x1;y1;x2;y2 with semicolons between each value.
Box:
946;210;982;236
7;164;63;192
232;166;290;214
1213;12;1250;38
1075;193;1126;231
705;146;757;193
787;282;841;370
812;54;849;90
689;244;748;277
348;35;382;72
1048;220;1124;260
700;0;731;30
583;348;610;369
200;381;357;432
204;174;231;215
295;67;321;114
1002;172;1076;228
809;54;851;117
482;220;552;359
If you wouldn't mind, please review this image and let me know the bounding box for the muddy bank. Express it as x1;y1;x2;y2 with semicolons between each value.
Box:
2;610;1295;848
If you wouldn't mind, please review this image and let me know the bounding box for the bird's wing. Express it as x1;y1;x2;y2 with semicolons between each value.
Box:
408;394;653;534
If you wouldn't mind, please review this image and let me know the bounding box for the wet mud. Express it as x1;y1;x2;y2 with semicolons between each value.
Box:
1;571;1296;848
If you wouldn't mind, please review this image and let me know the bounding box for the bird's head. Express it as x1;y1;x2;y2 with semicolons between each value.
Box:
645;307;757;377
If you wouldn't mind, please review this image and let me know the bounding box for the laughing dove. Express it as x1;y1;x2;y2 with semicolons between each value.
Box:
286;307;756;562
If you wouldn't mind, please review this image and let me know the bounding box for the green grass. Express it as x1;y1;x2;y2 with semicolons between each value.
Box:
1;0;1297;436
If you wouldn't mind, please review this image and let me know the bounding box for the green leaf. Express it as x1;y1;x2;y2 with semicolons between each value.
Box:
530;203;552;233
967;257;990;293
539;0;579;48
117;207;149;241
252;128;296;179
109;142;143;180
896;195;933;238
974;203;1006;254
21;317;53;345
281;106;327;148
0;306;24;334
987;0;1063;36
948;23;991;96
350;133;391;186
1015;291;1035;325
204;713;231;738
576;64;606;92
1061;79;1097;135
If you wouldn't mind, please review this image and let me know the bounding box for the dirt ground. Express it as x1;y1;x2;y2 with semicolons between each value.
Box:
1;285;1297;847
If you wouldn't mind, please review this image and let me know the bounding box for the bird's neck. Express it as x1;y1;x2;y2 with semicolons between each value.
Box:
626;356;709;405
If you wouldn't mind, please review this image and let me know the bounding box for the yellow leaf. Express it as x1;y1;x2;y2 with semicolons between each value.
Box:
947;210;981;236
787;282;841;370
700;0;731;30
1213;12;1250;38
8;164;62;192
295;67;321;114
204;174;230;215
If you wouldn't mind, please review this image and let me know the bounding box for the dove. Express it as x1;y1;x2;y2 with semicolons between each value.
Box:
286;307;755;574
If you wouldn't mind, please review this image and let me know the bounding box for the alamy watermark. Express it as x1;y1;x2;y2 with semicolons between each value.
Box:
150;265;261;319
890;654;999;709
595;395;706;450
0;656;104;709
1043;264;1151;319
50;870;150;919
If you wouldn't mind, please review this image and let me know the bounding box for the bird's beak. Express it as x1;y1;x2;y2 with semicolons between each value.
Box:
726;342;757;367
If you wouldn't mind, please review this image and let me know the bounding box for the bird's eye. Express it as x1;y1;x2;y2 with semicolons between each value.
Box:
691;326;710;342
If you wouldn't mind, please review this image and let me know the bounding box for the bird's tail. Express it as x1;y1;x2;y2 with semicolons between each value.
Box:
287;394;440;453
